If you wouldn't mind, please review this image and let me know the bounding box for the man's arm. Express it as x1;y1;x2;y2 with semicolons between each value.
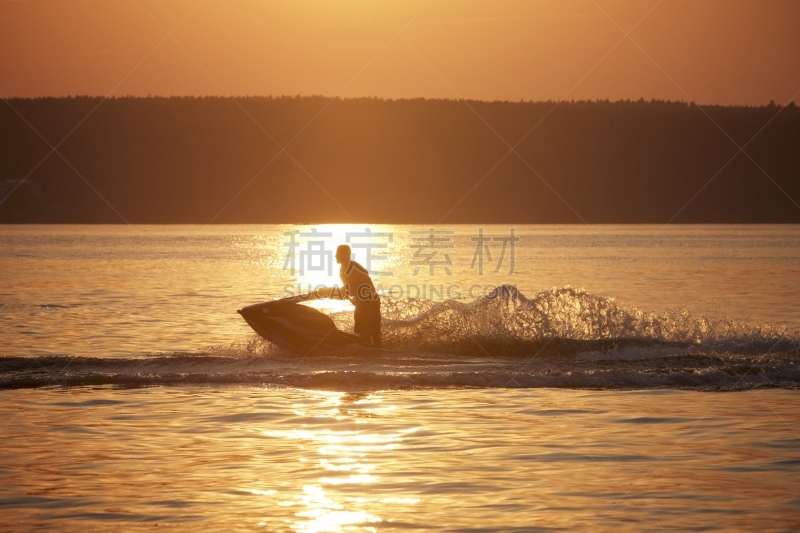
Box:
315;286;347;300
281;286;346;303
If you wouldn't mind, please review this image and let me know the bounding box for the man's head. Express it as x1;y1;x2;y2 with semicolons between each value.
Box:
335;244;351;265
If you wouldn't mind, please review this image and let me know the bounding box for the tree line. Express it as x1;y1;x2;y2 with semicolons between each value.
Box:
1;96;798;223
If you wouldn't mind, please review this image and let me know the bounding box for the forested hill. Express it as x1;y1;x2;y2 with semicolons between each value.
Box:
1;96;798;223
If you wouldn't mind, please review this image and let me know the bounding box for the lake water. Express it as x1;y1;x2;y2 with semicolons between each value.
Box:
1;224;799;531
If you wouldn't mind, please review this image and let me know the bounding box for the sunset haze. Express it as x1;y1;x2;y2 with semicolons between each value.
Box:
1;0;798;105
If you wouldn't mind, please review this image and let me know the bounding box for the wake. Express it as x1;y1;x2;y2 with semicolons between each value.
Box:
2;286;798;391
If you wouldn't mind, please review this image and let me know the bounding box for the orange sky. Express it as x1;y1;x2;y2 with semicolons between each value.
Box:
1;0;798;105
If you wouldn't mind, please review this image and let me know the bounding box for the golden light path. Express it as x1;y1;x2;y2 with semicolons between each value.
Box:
257;391;420;532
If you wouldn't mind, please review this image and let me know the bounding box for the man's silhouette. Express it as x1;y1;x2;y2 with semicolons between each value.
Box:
335;244;382;347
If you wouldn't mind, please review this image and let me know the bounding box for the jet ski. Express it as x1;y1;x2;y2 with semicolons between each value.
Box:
238;298;361;354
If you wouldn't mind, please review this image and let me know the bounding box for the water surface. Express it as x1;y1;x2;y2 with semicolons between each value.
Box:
2;387;799;532
1;224;798;531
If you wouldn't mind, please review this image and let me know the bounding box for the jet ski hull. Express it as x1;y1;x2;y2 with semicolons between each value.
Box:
238;300;361;354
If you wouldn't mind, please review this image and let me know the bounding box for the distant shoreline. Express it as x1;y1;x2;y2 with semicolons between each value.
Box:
3;94;795;106
2;97;798;224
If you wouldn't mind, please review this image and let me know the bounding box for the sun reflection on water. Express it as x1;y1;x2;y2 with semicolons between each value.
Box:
256;391;419;532
286;485;382;533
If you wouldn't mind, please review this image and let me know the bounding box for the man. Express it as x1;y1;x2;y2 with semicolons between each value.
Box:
335;244;382;347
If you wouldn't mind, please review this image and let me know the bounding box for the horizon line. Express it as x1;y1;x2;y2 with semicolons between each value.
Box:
2;94;797;108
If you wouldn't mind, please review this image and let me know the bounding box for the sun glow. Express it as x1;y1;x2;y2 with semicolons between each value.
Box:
278;224;401;312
